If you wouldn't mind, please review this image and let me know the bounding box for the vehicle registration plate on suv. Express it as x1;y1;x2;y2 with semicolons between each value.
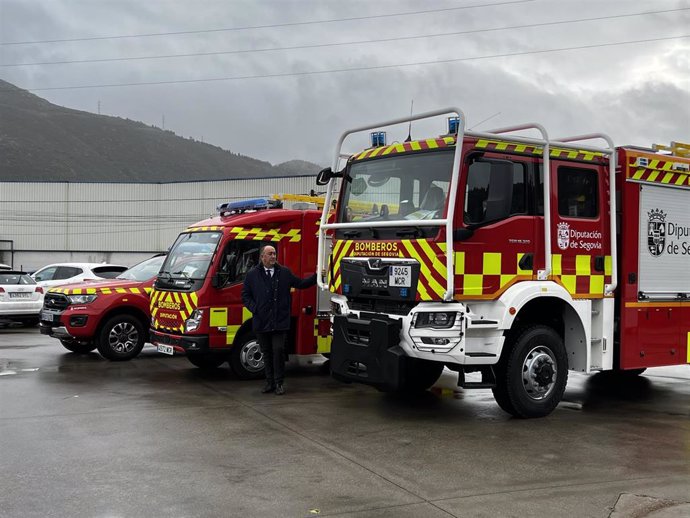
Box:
157;344;174;355
40;311;58;322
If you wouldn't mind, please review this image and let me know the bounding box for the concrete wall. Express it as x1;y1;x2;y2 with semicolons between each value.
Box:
0;176;318;271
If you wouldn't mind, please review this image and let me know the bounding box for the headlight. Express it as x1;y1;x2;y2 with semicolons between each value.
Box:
185;309;204;333
68;294;98;304
414;312;456;329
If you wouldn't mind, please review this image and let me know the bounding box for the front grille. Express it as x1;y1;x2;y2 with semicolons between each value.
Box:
349;298;415;316
44;292;70;310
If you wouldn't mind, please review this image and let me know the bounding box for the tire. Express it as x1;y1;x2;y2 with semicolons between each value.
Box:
229;332;265;380
187;352;227;370
492;325;568;418
23;318;40;327
96;314;146;361
60;339;97;354
398;358;444;393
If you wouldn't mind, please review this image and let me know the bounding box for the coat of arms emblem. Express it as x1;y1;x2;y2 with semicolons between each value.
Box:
647;209;666;257
557;222;570;250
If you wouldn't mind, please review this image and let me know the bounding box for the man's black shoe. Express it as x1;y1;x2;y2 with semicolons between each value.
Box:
261;382;275;394
275;384;286;396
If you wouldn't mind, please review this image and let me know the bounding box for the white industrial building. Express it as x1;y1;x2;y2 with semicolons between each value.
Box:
0;175;318;272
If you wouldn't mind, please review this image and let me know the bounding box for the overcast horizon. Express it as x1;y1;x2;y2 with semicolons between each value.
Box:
1;0;688;167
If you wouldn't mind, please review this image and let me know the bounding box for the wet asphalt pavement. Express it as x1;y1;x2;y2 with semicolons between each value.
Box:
0;326;688;518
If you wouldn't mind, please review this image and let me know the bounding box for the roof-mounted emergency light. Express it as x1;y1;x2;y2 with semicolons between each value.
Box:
370;131;386;147
447;116;460;135
217;198;270;216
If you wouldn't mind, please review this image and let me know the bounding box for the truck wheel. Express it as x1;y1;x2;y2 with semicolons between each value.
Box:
187;353;227;370
229;333;264;380
60;339;96;354
398;358;444;393
96;315;146;361
492;325;568;418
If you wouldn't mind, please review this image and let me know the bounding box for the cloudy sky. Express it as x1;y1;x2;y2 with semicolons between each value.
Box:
1;0;688;166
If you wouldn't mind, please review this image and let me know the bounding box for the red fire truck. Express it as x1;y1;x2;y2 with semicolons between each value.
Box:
316;107;689;418
150;199;331;378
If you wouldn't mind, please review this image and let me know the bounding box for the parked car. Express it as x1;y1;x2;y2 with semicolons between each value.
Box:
0;263;12;270
0;271;44;326
31;262;128;289
39;255;165;360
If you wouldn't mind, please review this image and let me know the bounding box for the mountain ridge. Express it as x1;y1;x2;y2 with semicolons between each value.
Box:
0;79;321;183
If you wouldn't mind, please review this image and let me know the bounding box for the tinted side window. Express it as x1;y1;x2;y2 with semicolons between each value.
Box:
558;167;599;218
464;159;527;225
34;266;57;281
55;266;82;280
219;240;274;286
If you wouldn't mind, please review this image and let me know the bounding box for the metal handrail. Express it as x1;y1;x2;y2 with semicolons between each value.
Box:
317;107;465;301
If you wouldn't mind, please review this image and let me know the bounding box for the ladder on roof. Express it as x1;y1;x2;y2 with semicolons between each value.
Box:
652;141;690;158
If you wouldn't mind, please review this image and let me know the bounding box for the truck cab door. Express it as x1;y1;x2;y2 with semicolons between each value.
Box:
454;154;536;299
211;239;270;348
547;162;611;299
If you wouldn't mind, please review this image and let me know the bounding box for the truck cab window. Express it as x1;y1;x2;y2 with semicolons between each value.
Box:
558;167;599;218
219;240;273;286
464;159;527;226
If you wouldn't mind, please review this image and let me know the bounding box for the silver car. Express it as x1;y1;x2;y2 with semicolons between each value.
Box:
0;271;44;326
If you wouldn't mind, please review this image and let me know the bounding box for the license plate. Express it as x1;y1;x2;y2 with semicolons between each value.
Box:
157;344;174;355
389;265;412;287
41;310;57;322
9;292;31;299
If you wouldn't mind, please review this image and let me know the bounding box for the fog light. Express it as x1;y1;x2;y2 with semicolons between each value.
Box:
69;315;88;327
421;337;451;345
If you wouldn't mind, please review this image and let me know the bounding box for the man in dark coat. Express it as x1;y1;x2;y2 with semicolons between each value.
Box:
241;245;316;395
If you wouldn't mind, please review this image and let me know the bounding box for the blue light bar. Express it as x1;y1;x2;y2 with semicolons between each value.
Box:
217;198;269;215
448;117;460;135
370;131;386;147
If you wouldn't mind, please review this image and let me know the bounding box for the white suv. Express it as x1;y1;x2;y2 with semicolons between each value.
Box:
32;263;128;288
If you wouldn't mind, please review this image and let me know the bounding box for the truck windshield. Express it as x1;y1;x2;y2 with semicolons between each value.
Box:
160;231;222;280
337;150;454;238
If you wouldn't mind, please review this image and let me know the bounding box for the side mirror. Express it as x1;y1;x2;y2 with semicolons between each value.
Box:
316;166;345;186
316;167;332;186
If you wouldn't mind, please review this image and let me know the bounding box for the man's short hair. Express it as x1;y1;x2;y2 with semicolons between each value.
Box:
260;245;276;256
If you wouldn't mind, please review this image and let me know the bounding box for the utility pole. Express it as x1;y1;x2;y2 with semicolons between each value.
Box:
97;100;101;115
162;114;165;130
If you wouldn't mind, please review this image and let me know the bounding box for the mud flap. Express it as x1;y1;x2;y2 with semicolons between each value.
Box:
330;314;405;391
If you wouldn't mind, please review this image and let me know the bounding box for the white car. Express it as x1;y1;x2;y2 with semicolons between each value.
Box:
0;263;11;270
0;271;44;326
31;262;128;289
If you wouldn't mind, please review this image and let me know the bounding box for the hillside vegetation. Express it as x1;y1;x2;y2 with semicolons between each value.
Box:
0;79;320;183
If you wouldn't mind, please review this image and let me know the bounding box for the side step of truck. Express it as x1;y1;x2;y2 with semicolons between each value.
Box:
457;366;497;389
